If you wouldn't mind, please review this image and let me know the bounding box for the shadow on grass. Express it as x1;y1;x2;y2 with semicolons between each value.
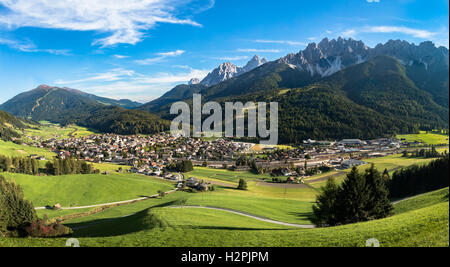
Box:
191;226;294;231
65;200;183;238
287;211;315;223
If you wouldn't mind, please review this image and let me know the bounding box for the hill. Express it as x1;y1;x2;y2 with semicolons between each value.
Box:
0;85;169;135
0;110;32;141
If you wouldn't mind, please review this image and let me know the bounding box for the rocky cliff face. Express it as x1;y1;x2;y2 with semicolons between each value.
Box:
200;55;267;86
278;37;448;78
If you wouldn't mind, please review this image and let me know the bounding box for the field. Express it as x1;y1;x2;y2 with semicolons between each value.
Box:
23;122;95;140
355;154;439;173
0;140;55;158
397;131;449;145
1;172;174;207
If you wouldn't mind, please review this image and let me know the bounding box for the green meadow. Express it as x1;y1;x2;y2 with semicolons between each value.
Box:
2;172;174;207
0;140;55;158
23;122;95;140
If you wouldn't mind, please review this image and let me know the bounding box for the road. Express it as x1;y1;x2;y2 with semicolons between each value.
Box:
170;205;316;228
34;189;178;210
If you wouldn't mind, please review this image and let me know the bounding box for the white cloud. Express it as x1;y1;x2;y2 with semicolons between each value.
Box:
0;0;205;47
54;68;135;84
0;37;70;55
156;50;185;57
237;48;281;53
364;26;436;38
134;50;185;65
113;54;129;59
254;40;307;46
341;29;357;38
217;56;249;61
52;67;210;102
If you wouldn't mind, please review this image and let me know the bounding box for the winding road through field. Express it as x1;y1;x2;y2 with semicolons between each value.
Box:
34;189;178;210
170;205;316;228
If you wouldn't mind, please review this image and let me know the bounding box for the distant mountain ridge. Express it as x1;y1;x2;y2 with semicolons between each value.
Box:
140;55;267;113
0;85;169;135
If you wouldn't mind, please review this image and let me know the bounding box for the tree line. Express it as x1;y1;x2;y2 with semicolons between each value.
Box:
166;160;194;173
0;155;97;176
389;155;449;198
402;147;447;158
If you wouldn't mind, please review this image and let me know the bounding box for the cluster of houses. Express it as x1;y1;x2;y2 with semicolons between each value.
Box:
26;131;405;181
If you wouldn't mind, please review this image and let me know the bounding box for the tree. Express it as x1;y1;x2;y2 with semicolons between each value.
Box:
363;165;393;220
382;169;390;182
312;178;340;226
312;165;393;227
336;167;370;224
237;179;247;190
0;175;37;237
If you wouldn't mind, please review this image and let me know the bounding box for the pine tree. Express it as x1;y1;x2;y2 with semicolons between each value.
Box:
0;175;37;237
312;177;340;226
364;165;393;220
336;167;370;224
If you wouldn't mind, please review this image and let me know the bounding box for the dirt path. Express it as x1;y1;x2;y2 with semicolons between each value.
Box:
34;189;178;210
170;205;316;228
30;89;54;116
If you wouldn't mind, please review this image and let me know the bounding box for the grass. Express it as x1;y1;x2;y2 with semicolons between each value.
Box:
397;131;449;145
1;195;447;247
352;153;439;174
393;188;449;215
187;167;273;183
0;140;55;158
2;172;174;207
23;122;95;141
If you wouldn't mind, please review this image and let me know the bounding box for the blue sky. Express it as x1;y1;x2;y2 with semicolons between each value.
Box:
0;0;448;104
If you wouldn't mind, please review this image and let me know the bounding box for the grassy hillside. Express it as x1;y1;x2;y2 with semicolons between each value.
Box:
1;190;447;247
394;188;449;215
397;131;449;145
0;140;55;158
2;172;174;207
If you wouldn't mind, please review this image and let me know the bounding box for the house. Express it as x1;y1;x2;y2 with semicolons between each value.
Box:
341;159;366;169
186;177;199;188
339;139;363;146
281;168;293;176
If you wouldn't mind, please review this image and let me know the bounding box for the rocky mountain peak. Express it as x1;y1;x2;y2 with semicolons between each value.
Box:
278;37;448;78
188;78;201;85
243;55;267;72
200;56;268;87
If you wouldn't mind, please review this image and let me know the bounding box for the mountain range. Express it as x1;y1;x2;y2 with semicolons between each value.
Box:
0;37;448;143
0;85;168;135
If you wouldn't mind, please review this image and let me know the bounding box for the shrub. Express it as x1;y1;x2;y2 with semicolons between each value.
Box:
237;179;248;190
25;219;73;238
